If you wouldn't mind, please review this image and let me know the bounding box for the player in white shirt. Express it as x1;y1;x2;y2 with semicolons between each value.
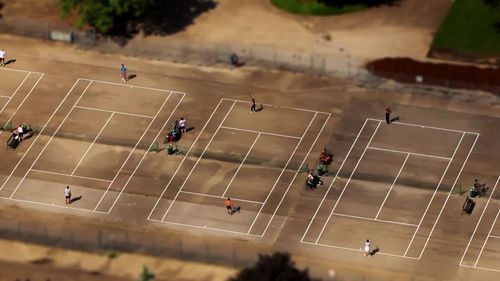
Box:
0;49;6;66
64;186;72;205
364;239;371;256
179;117;186;134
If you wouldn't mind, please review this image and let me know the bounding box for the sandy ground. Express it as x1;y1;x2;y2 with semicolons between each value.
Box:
2;0;452;62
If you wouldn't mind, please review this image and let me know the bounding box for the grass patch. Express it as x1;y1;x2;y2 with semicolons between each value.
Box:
432;0;500;56
271;0;367;15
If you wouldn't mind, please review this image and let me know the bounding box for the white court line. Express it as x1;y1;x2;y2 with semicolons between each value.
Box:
1;73;45;135
260;113;331;237
180;190;264;205
459;175;499;266
71;112;114;175
221;133;261;198
0;197;106;214
418;133;479;259
404;132;465;257
148;218;261;237
366;118;479;135
0;71;30;114
79;78;176;93
475;209;500;267
8;81;94;199
93;91;173;212
222;98;331;115
0;79;82;192
490;235;500;239
147;99;226;220
367;146;451;161
332;212;418;227
461;264;500;273
247;112;317;235
315;120;382;244
0;95;12;99
301;241;420;260
301;118;370;243
220;126;301;140
375;153;410;220
30;169;112;183
106;93;185;214
74;105;155;119
0;68;42;75
161;100;237;221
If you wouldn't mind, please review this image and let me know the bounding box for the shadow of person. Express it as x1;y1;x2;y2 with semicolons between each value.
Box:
69;196;82;204
389;116;400;123
185;127;195;133
126;74;137;81
5;59;16;65
255;104;264;112
369;247;380;256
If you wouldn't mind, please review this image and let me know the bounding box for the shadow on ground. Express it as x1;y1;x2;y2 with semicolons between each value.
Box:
110;0;217;45
319;0;401;7
0;1;3;19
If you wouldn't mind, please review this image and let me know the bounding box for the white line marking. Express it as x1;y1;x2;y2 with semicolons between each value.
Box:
459;175;499;266
367;146;451;161
375;153;410;220
74;105;155;119
247;112;318;234
1;73;45;135
332;212;418;227
260;113;331;237
222;98;331;115
79;78;177;93
93;91;173;211
222;133;261;198
180;190;264;205
475;209;500;267
301;240;420;260
148;218;261;237
0;95;12;99
489;235;500;239
8;81;93;199
0;197;106;214
147;99;226;220
71;112;114;175
418;133;479;259
30;169;112;183
161;100;237;221
106;93;185;214
460;263;500;272
366;118;479;135
300;119;369;243
220;126;301;139
0;79;84;192
0;72;30;115
315;121;382;244
404;132;465;257
0;68;42;75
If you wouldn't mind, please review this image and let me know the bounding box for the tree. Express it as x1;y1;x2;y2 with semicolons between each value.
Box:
484;0;500;8
139;265;154;281
58;0;216;38
229;252;319;281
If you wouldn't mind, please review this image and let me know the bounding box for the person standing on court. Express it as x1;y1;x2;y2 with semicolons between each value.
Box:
251;98;257;113
224;197;233;215
0;49;6;66
120;64;128;82
64;186;71;205
364;239;371;256
385;107;399;124
179;117;187;134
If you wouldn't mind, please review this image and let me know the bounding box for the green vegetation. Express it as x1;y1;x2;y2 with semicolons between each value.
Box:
230;252;319;281
139;265;154;281
271;0;367;15
432;0;500;55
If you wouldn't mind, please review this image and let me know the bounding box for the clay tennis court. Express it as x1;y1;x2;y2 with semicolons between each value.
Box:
0;53;498;280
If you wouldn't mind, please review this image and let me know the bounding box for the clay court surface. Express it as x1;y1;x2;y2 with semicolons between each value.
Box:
0;39;499;280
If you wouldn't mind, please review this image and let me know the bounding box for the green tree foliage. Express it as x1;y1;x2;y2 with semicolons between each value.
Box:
139;265;154;281
58;0;216;37
229;252;319;281
484;0;500;8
